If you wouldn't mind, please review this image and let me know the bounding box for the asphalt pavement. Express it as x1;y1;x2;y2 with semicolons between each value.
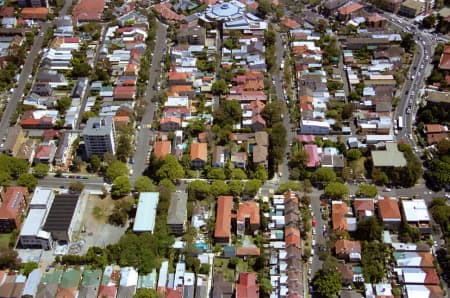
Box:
131;21;168;183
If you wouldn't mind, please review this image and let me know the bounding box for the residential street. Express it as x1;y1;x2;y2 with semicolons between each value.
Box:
131;21;168;183
0;0;73;140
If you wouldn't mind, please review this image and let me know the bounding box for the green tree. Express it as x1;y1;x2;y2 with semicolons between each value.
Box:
356;216;382;241
211;79;229;96
228;180;243;196
69;181;85;193
134;176;156;192
324;182;349;199
109;199;133;226
0;172;11;187
400;33;415;53
55;96;72;114
16;173;37;191
88;154;101;173
257;0;271;18
156;155;185;181
253;164;268;182
243;179;262;197
230;168;247;180
311;167;336;187
133;288;156;298
262;101;284;127
422;14;436;28
346;148;361;161
207;168;226;180
106;161;128;181
158;178;176;192
277;181;300;193
356;183;378;197
0;248;20;270
213;99;242;126
32;163;49;178
211;180;230;196
22;261;38;276
429;197;450;228
270;122;287;167
312;270;342;298
361;242;388;283
188;180;211;201
260;277;273;296
371;168;388;186
111;176;132;197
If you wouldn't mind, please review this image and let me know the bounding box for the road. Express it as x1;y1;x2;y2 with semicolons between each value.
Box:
40;175;105;191
131;21;168;182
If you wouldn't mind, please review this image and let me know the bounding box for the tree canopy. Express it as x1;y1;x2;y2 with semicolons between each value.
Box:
134;176;156;193
111;176;131;197
156;155;184;181
106;161;128;181
356;216;382;241
312;270;342;298
32;163;49;178
356;184;378;197
324;182;349;199
311;167;337;187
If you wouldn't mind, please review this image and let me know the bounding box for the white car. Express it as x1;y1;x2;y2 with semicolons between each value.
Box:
312;239;316;247
311;249;315;256
384;188;392;192
312;229;316;235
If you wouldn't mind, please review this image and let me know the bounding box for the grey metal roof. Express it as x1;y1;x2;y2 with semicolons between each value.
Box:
167;192;187;225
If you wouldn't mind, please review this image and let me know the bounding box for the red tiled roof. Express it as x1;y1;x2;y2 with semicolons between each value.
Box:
0;7;14;17
339;2;363;15
190;143;207;162
354;199;375;211
0;187;28;222
332;201;348;230
166;288;182;298
285;233;301;248
97;285;117;298
153;2;184;21
378;197;401;220
21;7;48;19
236;247;261;256
113;86;136;96
159;116;181;125
425;124;446;133
214;196;233;239
335;239;361;255
153;141;171;159
168;71;188;81
367;13;386;22
424;269;440;285
237;201;260;225
72;0;105;21
34;144;53;159
281;18;300;29
304;144;320;168
236;272;259;298
439;51;450;70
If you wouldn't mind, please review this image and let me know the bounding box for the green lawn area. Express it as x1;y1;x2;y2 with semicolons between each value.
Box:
350;157;366;179
213;258;235;282
0;233;11;249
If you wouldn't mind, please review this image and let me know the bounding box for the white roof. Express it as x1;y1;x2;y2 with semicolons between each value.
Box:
165;96;189;108
402;199;430;222
184;272;195;286
120;267;138;287
301;119;331;128
22;269;42;297
157;261;169;288
30;187;53;207
133;192;159;232
173;262;186;289
375;282;392;296
401;268;426;284
20;209;47;236
405;285;431;297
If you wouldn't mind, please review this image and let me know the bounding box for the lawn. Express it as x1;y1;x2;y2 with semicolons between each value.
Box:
0;233;11;249
213;258;235;282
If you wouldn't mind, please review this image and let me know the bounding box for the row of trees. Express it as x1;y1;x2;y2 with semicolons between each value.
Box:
188;179;262;199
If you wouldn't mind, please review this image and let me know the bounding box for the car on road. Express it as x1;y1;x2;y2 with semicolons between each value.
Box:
384;188;392;192
130;157;135;164
312;228;316;235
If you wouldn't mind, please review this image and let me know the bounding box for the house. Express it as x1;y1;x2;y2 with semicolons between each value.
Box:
190;142;207;169
404;285;443;298
402;199;432;234
20;111;55;129
335;239;361;262
37;270;63;298
236;201;259;237
236;272;259;298
367;13;386;28
133;192;159;233
398;268;440;285
424;124;448;145
214;196;233;245
321;154;345;169
353;199;375;217
79;269;102;298
21;7;49;19
301;119;330;135
393;251;435;268
212;273;233;298
153;141;171;160
252;145;268;167
117;267;138;298
439;45;450;70
22;269;42;297
34;143;57;164
378;196;401;230
157;261;169;295
304;144;320;168
212;146;226;168
56;268;81;298
371;142;407;168
72;0;106;23
285;227;301;248
231;152;247;169
0;187;29;233
338;2;363;21
167;192;187;236
332;201;349;231
98;265;120;298
113;86;136;101
399;0;424;17
159;116;182;131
